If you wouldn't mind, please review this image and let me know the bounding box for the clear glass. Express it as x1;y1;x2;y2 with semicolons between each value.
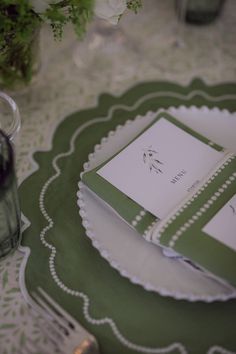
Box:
0;92;21;141
175;0;225;24
0;92;21;258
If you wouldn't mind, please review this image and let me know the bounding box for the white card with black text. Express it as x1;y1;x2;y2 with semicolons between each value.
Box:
203;194;236;252
97;118;224;219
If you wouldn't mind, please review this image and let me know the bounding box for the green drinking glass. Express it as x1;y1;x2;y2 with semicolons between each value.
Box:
0;92;21;258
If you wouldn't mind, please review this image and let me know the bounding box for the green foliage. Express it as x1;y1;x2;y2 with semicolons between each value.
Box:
127;0;142;14
45;0;94;40
0;0;142;88
0;0;94;88
0;0;41;88
68;0;94;39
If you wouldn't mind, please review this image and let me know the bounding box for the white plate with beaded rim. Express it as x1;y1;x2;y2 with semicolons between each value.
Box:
77;106;236;302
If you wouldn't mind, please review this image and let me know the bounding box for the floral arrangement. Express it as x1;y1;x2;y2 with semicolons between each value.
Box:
0;0;142;88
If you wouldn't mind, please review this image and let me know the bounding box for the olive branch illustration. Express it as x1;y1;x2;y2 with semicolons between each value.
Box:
229;204;236;215
143;146;163;174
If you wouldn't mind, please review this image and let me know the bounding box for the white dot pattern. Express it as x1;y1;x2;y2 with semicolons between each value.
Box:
131;209;147;226
143;220;159;241
207;346;236;354
167;172;236;248
38;113;191;354
153;155;235;246
35;98;236;350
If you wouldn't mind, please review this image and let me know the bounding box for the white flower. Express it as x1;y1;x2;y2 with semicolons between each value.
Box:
30;0;61;14
94;0;127;25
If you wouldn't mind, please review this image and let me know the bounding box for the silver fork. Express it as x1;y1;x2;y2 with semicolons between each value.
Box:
19;336;59;354
31;287;99;354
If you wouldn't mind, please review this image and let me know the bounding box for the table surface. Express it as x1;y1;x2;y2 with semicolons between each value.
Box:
1;0;236;353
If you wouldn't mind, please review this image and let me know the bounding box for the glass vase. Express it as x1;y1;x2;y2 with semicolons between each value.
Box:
175;0;225;24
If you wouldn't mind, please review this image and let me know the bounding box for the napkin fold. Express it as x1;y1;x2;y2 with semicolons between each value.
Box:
82;111;236;288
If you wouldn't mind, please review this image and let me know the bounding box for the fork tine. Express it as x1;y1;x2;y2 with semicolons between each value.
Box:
18;338;48;354
36;315;64;347
30;306;65;354
33;287;99;354
31;306;63;336
26;338;49;354
38;287;80;329
32;291;70;333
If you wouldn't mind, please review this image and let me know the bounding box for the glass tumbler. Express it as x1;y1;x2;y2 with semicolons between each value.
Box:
175;0;225;24
0;92;21;258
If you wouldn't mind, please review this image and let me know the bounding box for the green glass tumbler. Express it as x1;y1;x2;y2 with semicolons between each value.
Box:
0;92;21;258
176;0;225;24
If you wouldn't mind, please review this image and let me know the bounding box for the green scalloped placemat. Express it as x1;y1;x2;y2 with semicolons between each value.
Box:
20;79;236;354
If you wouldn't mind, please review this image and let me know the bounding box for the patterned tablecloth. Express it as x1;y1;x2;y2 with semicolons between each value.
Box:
0;1;236;353
20;78;236;354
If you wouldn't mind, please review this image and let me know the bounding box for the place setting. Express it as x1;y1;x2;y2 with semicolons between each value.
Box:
17;79;236;354
0;1;236;353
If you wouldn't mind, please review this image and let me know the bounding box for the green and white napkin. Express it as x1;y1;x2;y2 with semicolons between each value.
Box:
82;111;236;287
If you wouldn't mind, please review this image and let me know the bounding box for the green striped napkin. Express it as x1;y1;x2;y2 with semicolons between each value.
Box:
82;111;236;287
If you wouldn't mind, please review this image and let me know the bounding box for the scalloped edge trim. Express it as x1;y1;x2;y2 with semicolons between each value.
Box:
78;106;236;302
18;90;236;353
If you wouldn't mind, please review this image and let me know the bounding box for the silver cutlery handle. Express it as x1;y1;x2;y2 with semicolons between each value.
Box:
73;338;99;354
32;287;100;354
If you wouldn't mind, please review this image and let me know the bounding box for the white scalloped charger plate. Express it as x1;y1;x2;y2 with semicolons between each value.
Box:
78;106;236;302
